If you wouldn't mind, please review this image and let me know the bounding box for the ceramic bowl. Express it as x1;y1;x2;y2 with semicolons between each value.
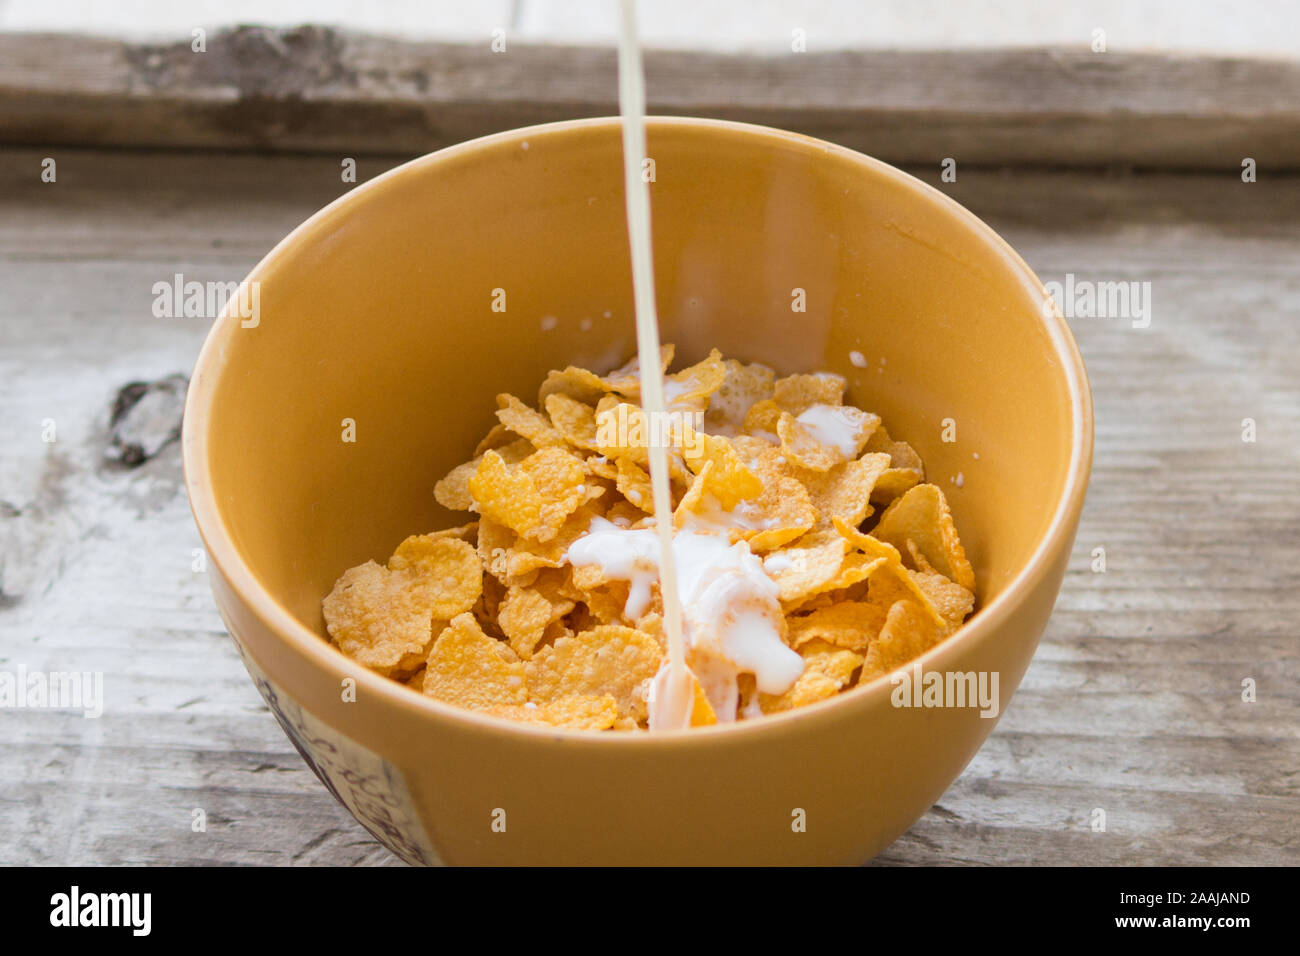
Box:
183;117;1092;865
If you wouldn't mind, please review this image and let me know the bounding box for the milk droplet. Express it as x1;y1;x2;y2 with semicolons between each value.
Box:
849;350;868;368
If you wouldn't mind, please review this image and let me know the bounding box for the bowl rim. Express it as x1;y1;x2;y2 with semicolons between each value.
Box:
183;115;1094;747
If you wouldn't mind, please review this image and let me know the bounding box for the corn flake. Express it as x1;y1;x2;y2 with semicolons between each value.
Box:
911;567;975;628
487;694;619;730
747;479;818;551
474;423;515;455
328;346;976;730
858;599;943;684
545;392;602;451
683;434;762;509
435;438;534;512
496;393;565;448
773;372;845;413
499;582;574;659
323;560;443;675
690;675;718;726
833;517;947;627
525;625;662;721
602;344;675;399
763;531;847;603
422;613;527;709
863;426;924;503
776;411;842;472
787;601;886;653
468;446;587;542
615;456;655;513
387;534;483;619
662;348;726;411
488;503;603;582
705;359;775;432
796;452;890;530
741;399;783;438
537;365;609;407
872;483;975;589
759;638;862;713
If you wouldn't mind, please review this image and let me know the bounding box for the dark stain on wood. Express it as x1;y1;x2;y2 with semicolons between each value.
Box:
104;375;189;469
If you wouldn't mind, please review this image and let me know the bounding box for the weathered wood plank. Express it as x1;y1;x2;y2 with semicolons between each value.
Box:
0;147;1297;865
1;27;1299;168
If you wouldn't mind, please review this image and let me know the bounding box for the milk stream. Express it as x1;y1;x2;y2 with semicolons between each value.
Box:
616;0;695;730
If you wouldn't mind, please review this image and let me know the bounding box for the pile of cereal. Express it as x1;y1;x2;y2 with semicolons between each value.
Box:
322;347;975;731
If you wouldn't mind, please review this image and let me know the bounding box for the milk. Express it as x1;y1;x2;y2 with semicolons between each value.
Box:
616;0;694;729
566;518;803;719
612;2;807;727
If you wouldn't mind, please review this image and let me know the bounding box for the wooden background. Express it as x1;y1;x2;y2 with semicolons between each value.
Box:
0;30;1297;866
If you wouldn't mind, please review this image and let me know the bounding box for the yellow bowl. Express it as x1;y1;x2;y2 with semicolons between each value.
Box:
183;117;1092;865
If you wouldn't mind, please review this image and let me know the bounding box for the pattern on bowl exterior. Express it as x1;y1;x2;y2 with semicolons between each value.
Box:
224;617;440;865
184;117;1092;865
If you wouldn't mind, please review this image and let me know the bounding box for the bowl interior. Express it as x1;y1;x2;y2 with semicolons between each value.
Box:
198;118;1077;648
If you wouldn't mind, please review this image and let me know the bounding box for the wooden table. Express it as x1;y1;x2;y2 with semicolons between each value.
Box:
1;142;1296;865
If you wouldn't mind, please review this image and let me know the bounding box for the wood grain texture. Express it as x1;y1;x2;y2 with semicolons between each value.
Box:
1;27;1299;169
0;147;1296;866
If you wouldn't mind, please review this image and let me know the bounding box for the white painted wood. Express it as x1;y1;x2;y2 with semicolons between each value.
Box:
0;148;1296;865
3;1;1298;58
2;29;1298;169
